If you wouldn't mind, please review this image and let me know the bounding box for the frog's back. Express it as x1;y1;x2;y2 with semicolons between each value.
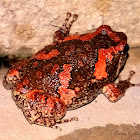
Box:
26;31;129;110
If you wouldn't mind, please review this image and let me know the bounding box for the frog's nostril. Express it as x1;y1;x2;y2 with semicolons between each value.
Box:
123;44;129;54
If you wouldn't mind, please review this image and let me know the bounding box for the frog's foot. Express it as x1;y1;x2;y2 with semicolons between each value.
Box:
103;71;140;102
50;116;78;131
53;12;78;42
57;116;78;124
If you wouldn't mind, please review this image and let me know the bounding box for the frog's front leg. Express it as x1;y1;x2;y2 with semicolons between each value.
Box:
103;71;140;102
3;60;28;90
53;12;78;42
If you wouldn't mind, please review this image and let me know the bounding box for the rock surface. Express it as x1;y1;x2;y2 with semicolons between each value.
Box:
0;0;140;57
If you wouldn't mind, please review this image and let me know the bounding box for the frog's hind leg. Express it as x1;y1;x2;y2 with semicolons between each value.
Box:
22;101;78;131
20;91;78;131
53;12;78;42
102;71;140;103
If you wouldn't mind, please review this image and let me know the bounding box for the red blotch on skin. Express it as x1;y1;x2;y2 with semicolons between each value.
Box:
59;86;76;105
94;49;107;80
25;89;44;101
63;64;72;72
34;49;60;60
25;91;36;100
47;97;54;108
79;32;99;41
46;97;55;112
63;25;119;42
59;64;72;88
23;77;29;85
33;61;38;68
51;64;59;75
8;69;19;77
38;94;45;102
63;34;81;42
35;71;42;78
79;25;120;42
38;94;48;109
16;83;24;92
62;25;127;46
94;41;126;80
58;64;76;105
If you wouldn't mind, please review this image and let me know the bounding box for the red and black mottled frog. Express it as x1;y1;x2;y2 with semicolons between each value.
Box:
3;13;140;130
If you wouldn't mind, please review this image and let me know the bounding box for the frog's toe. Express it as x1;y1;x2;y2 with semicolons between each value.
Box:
56;116;78;124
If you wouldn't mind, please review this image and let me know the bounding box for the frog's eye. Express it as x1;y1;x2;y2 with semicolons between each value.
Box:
123;44;129;54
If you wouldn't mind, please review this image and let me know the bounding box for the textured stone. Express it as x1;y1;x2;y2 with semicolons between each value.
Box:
0;0;140;56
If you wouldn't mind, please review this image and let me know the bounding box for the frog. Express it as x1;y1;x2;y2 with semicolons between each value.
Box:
3;12;140;130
